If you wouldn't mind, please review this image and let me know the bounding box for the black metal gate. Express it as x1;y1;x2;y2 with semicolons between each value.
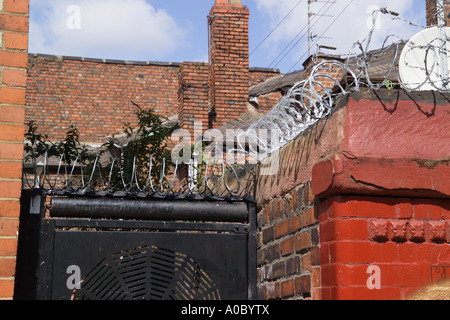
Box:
14;190;256;300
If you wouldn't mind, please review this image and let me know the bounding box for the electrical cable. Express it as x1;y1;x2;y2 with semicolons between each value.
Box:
268;0;335;69
287;0;355;72
250;0;305;57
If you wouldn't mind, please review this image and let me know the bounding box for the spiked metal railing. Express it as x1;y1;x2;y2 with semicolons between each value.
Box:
22;152;256;201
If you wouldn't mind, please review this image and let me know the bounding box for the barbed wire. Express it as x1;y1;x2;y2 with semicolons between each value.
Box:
230;6;450;160
23;7;450;199
22;151;256;200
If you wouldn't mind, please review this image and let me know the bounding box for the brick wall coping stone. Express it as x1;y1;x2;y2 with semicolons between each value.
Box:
28;53;183;67
256;88;450;208
28;53;280;74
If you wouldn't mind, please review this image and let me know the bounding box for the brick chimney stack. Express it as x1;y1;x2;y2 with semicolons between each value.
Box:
208;0;250;128
426;0;450;26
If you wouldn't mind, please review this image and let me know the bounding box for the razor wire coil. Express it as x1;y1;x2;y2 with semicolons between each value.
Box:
23;7;450;199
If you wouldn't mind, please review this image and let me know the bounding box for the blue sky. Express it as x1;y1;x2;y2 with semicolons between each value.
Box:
28;0;427;74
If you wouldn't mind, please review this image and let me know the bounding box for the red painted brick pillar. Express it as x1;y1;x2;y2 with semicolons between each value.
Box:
318;193;450;299
311;91;450;300
208;0;249;128
0;0;29;299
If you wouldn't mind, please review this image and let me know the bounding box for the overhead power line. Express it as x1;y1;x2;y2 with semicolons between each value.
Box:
268;0;334;69
250;0;305;57
288;0;355;72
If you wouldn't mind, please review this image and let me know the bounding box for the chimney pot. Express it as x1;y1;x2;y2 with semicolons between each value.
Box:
215;0;228;5
215;0;242;6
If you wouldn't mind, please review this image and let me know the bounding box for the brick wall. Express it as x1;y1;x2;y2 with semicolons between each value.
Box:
26;54;279;144
256;89;450;300
177;62;210;135
0;0;29;300
252;92;283;115
257;181;321;300
249;68;280;88
26;55;182;144
426;0;450;26
248;68;282;114
24;0;279;144
254;102;339;300
319;195;450;299
209;1;249;128
302;54;345;94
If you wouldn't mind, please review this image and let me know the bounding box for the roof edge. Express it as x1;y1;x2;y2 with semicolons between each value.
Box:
28;53;282;73
28;53;183;67
249;67;280;73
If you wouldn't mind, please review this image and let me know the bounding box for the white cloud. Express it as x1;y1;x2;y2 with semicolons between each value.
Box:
254;0;426;71
29;0;187;60
317;0;421;53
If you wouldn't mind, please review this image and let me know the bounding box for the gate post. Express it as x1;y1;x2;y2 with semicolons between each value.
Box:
248;202;257;299
14;189;46;299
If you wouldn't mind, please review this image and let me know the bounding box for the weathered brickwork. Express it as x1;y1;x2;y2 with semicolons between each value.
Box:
209;3;249;128
248;68;282;114
6;0;449;301
252;91;283;115
177;62;210;134
25;54;280;144
248;68;280;88
257;182;321;300
26;56;182;143
24;1;280;144
319;196;450;300
255;88;450;300
426;0;450;26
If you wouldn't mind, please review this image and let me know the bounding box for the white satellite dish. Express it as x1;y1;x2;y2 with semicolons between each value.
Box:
399;26;450;91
